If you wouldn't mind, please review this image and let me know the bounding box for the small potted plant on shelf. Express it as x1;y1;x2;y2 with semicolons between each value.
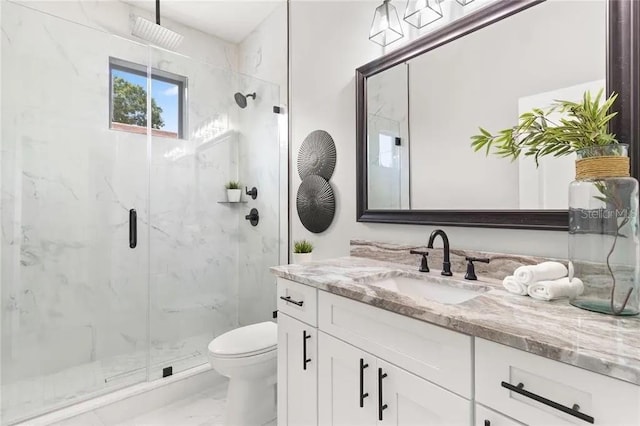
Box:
225;181;241;202
471;89;639;316
292;240;314;264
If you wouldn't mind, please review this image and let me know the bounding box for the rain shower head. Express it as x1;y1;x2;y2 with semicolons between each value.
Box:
132;0;183;50
234;92;256;109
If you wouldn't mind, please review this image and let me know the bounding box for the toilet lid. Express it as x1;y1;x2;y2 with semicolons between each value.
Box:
208;321;277;358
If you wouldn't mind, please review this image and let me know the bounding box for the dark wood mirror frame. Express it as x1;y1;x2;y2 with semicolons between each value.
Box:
356;0;639;230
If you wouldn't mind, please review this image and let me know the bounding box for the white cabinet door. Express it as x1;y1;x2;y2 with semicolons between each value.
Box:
318;332;377;426
278;313;317;426
475;404;525;426
377;359;472;426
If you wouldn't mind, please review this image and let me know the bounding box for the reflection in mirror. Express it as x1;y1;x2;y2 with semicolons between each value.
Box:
367;64;410;209
366;0;606;211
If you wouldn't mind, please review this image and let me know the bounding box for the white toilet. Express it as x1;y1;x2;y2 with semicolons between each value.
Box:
208;321;277;426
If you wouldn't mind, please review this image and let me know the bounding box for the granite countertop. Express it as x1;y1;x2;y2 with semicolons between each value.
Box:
271;256;640;386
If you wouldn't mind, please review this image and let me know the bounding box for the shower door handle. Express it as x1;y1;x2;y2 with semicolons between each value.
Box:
129;209;137;249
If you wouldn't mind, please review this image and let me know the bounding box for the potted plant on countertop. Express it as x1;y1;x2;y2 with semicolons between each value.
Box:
292;239;314;264
225;181;242;202
471;89;638;316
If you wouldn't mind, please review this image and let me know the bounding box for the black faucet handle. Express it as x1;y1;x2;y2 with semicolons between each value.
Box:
409;250;429;273
465;257;490;280
245;186;258;199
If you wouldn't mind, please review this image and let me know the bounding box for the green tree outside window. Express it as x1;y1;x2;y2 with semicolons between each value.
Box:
112;76;164;129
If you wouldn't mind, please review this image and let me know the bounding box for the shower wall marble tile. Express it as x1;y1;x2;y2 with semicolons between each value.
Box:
0;2;245;420
12;0;239;71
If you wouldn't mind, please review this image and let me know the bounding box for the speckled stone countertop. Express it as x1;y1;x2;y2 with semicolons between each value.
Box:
270;256;640;386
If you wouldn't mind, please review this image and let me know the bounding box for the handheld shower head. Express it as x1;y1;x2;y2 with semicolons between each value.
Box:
234;92;256;109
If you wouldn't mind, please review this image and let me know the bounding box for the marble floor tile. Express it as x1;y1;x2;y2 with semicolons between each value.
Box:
115;382;228;426
53;410;106;426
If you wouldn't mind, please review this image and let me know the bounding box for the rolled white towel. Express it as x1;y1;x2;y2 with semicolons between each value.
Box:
514;261;568;285
527;277;584;301
503;275;528;296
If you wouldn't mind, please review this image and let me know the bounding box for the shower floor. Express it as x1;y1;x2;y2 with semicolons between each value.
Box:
3;333;212;425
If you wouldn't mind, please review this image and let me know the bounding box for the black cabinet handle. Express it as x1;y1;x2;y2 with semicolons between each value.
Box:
303;330;311;370
378;368;388;421
129;209;137;249
359;358;369;407
280;295;304;307
501;381;594;424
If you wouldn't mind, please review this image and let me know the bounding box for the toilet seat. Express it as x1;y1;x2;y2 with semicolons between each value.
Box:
208;321;277;358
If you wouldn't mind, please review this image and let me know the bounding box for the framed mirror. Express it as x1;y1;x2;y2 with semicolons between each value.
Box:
356;0;639;230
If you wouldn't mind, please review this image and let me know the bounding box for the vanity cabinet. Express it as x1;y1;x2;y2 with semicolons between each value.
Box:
276;277;640;426
318;332;470;426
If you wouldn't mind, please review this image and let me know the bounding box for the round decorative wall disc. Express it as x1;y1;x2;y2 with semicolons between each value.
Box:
296;175;336;233
297;130;337;180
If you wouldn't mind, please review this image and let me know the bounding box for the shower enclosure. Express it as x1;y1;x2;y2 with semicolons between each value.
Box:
1;2;283;424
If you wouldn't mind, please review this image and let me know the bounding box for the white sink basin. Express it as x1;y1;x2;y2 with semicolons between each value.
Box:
369;275;485;305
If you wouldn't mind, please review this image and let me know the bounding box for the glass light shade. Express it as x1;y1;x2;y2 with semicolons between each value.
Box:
404;0;443;29
370;0;404;47
455;0;475;5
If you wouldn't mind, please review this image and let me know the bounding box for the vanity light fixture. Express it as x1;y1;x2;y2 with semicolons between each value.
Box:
404;0;443;29
455;0;475;5
370;0;404;47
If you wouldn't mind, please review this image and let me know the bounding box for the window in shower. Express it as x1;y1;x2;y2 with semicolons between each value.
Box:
109;57;187;139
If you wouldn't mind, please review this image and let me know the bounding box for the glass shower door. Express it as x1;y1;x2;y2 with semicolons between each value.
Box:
236;73;282;327
1;4;150;423
146;49;283;378
146;48;240;379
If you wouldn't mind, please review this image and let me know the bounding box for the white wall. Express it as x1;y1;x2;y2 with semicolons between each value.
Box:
290;0;569;262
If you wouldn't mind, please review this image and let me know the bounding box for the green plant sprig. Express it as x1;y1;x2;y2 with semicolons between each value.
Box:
225;180;241;190
471;89;619;165
293;239;314;254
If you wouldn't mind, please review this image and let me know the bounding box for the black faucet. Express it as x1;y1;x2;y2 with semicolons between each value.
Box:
427;229;452;276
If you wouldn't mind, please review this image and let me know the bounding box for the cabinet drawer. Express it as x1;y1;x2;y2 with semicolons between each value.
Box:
475;404;525;426
277;278;317;326
476;338;640;426
318;290;472;398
